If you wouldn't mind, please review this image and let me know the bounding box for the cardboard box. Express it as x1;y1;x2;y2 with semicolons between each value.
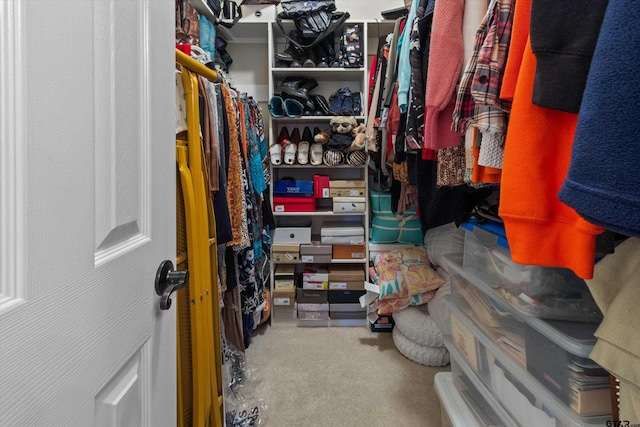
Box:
297;303;329;311
272;243;300;262
273;227;311;244
328;280;364;290
450;311;480;372
329;303;366;312
296;288;327;304
329;188;366;197
332;197;366;213
275;278;295;290
320;221;364;236
328;290;366;304
314;175;330;199
274;264;295;277
328;265;365;281
329;180;366;188
330;311;366;320
302;267;329;282
300;254;332;263
298;310;329;321
272;289;296;321
300;242;332;256
273;196;315;213
273;180;314;197
332;244;366;259
302;281;328;290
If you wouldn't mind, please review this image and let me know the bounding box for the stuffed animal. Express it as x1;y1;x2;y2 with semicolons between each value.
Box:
314;116;366;153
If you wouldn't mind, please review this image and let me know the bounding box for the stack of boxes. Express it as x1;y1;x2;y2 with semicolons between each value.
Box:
320;220;366;261
330;180;366;213
328;265;366;326
272;265;296;321
273;179;315;213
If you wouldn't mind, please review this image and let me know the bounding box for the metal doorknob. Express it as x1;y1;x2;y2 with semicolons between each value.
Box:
155;260;189;310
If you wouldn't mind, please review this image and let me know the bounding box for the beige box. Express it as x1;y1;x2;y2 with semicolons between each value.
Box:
328;265;365;281
273;243;300;262
329;180;366;188
329;188;366;197
328;280;365;290
275;278;295;290
302;267;329;282
300;242;332;255
272;289;296;321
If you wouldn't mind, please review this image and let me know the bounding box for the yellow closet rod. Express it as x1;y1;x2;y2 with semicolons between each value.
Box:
176;48;221;83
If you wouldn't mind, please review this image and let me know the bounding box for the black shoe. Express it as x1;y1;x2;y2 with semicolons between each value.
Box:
311;94;331;116
275;30;306;63
281;78;318;109
274;76;307;97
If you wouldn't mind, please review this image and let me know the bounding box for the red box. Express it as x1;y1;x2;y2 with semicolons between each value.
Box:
314;175;330;199
273;197;316;213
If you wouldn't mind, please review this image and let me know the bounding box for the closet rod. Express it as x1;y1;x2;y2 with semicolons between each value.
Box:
176;48;220;82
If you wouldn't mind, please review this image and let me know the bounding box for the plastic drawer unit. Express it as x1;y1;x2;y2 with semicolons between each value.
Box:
444;296;612;427
460;219;602;323
443;253;611;416
435;371;515;427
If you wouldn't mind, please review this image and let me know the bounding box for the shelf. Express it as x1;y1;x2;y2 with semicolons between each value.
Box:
271;68;366;80
273;258;367;265
274;211;366;217
272;164;366;169
270;115;366;123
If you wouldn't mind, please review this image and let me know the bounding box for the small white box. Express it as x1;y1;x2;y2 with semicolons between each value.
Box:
273;227;312;244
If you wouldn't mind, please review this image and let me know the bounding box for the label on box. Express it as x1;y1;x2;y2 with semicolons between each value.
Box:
275;205;284;212
323;188;330;198
301;255;314;263
351;252;364;258
302;281;328;290
274;297;292;306
330;282;347;289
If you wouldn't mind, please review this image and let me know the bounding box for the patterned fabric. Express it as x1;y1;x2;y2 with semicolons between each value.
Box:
452;0;515;170
242;98;267;196
373;247;445;301
221;84;247;248
437;142;466;186
237;247;259;316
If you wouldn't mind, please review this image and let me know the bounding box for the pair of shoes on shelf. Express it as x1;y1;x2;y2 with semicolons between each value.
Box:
269;95;304;118
274;31;337;69
328;87;361;116
276;127;314;165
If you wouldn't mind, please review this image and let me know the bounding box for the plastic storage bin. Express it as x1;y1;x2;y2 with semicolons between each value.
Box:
461;219;602;322
435;371;515;427
445;296;612;426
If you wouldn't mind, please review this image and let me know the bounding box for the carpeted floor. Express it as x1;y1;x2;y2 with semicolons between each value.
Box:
245;322;449;427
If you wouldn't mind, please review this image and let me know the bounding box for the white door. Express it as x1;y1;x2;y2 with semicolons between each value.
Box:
0;1;177;426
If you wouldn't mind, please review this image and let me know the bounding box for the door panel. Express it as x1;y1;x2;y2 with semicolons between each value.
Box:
0;1;176;426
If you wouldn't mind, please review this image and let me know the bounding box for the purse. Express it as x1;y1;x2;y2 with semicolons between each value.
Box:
276;0;349;49
207;0;243;28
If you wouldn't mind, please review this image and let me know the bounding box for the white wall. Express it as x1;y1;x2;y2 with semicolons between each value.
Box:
334;0;405;21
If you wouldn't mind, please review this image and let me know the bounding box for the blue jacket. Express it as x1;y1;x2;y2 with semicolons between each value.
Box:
559;0;640;237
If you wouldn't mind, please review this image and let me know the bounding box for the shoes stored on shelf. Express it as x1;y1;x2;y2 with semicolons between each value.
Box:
297;141;310;164
323;149;345;166
277;127;290;146
310;143;324;165
346;150;367;166
283;98;304;118
283;142;297;165
269;144;283;165
268;96;285;118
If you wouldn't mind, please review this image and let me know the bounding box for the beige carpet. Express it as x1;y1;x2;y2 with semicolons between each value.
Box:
246;323;449;427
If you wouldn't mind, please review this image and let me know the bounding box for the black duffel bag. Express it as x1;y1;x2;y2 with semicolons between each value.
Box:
276;0;350;49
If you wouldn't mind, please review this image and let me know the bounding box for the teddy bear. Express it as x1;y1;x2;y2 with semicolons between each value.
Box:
314;116;366;153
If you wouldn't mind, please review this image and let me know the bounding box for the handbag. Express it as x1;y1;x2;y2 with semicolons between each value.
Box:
276;0;349;49
207;0;243;28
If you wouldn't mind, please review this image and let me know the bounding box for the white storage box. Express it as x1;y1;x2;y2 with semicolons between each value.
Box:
274;227;312;244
